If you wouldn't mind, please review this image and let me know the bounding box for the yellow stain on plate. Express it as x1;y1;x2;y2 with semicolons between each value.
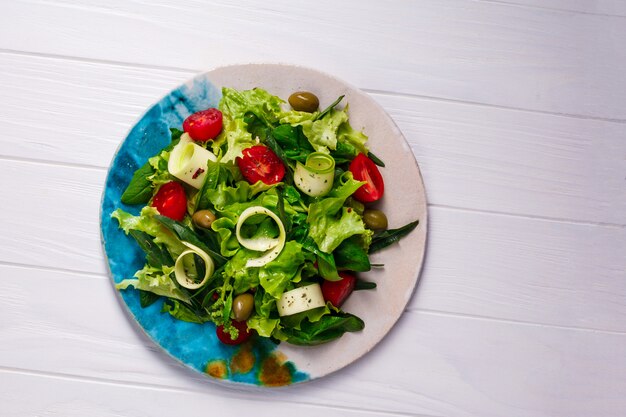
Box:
230;342;256;375
206;359;228;379
259;352;293;387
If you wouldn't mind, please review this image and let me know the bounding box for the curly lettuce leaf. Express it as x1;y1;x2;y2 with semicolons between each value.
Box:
220;87;284;126
116;264;190;303
112;207;187;259
284;104;368;156
224;247;260;293
258;241;305;298
211;87;285;162
306;174;367;253
213;116;256;163
247;314;280;338
299;108;348;152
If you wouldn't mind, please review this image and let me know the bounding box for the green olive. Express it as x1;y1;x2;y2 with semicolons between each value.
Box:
288;91;320;113
232;293;255;321
192;209;216;229
362;209;388;231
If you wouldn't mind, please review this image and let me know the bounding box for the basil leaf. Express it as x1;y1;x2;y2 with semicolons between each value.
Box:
334;237;371;272
296;235;340;281
316;253;340;281
128;229;173;268
121;131;183;205
370;220;419;253
270;125;312;164
278;312;364;346
139;290;160;307
121;162;155;205
170;127;184;141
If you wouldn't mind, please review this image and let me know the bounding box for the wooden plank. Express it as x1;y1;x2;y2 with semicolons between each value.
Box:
2;53;625;225
410;206;626;331
1;268;624;417
373;92;626;225
0;371;409;417
0;52;192;167
0;161;105;274
488;0;626;17
0;0;624;119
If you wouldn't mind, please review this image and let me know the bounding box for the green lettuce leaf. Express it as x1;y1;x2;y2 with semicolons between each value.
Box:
306;174;367;253
279;110;318;125
147;149;174;187
116;264;190;303
336;106;368;154
220;87;284;127
112;207;187;259
279;303;332;330
299;108;348;152
213;116;255;163
212;87;285;162
274;311;364;346
258;241;305;298
161;299;208;324
247;314;280;338
224;248;260;293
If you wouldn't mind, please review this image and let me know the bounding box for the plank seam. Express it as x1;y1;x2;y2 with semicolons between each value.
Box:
1;49;625;124
429;203;626;229
0;366;440;417
412;308;626;336
471;0;626;19
2;260;623;337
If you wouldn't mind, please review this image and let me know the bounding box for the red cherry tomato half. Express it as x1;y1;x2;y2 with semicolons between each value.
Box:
183;108;223;141
348;153;384;203
236;145;285;185
216;320;251;345
151;181;187;221
321;272;357;308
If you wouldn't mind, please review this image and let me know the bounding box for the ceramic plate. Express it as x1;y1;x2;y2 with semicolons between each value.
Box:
100;64;427;386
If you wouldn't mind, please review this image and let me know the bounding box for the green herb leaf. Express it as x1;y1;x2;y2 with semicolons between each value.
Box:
334;237;371;272
139;290;160;307
369;220;419;253
154;215;228;266
276;188;293;232
129;229;174;268
367;151;385;167
121;162;155;205
354;280;377;291
315;95;344;121
277;312;364;346
162;299;209;324
170;127;184;141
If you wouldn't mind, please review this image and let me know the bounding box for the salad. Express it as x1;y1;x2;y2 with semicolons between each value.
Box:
112;86;418;346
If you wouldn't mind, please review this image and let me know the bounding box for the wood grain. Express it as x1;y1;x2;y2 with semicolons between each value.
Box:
1;52;624;225
1;264;624;416
486;0;626;16
0;0;624;119
1;1;624;415
0;371;419;417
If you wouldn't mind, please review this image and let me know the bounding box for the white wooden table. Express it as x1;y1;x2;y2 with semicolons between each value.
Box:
1;1;625;416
